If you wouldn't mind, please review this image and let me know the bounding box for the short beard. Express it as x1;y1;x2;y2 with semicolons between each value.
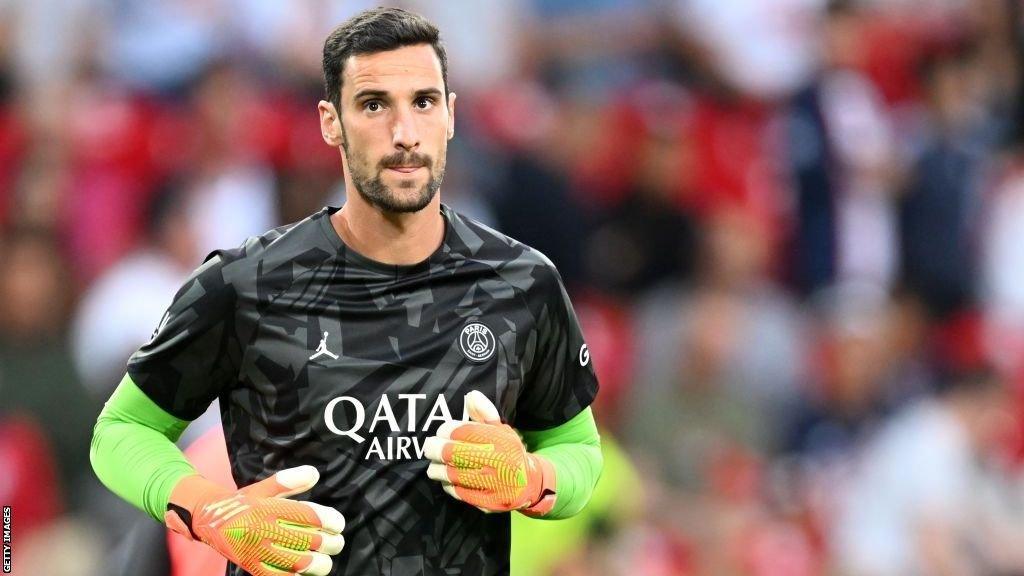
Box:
342;129;445;214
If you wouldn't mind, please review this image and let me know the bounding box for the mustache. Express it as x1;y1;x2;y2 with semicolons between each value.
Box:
379;151;432;169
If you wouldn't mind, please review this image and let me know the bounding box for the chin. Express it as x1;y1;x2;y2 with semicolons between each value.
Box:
376;189;436;214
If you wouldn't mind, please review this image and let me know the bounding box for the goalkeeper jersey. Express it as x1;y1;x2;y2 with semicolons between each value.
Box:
126;204;599;576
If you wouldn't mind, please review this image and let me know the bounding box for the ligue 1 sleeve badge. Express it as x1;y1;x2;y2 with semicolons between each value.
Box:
459;322;496;362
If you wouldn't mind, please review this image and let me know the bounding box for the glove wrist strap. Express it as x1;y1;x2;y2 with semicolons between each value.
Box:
165;503;199;541
165;474;228;541
521;455;557;517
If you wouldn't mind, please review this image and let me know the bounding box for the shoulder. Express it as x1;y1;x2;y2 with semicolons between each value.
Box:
445;205;562;280
204;209;339;301
444;205;565;299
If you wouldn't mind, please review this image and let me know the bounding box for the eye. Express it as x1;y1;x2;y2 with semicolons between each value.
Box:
414;97;435;110
363;100;383;113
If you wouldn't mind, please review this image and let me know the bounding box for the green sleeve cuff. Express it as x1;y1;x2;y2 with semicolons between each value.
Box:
521;407;603;519
90;374;197;521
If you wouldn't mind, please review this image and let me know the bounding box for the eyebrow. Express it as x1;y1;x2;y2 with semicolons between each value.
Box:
413;88;444;100
352;88;445;102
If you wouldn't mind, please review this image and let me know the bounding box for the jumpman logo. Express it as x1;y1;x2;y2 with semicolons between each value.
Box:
309;331;339;361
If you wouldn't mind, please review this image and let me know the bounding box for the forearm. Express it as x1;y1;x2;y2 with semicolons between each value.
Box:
522;407;603;519
90;374;196;521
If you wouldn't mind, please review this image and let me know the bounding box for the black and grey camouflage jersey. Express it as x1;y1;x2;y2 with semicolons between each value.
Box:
127;204;599;576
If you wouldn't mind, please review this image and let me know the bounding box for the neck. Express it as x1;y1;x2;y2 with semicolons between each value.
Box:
331;191;445;266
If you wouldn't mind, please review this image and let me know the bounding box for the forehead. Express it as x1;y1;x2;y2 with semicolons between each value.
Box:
342;44;444;97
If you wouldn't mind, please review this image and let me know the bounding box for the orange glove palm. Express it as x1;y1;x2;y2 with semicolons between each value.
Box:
165;465;345;576
424;391;556;515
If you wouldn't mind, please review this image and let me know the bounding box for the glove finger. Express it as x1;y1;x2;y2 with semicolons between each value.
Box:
312;532;346;555
271;499;346;535
435;420;513;445
440;480;503;514
259;547;332;576
433;419;468;440
464;390;501;424
243;466;321;498
277;506;345;555
423;435;449;463
300;501;346;535
447;466;493;491
256;546;306;573
272;523;346;556
448;422;513;445
428;462;490;486
441;480;460;500
432;463;499;491
426;461;451;483
249;562;297;576
436;478;489;503
293;550;334;576
424;436;490;469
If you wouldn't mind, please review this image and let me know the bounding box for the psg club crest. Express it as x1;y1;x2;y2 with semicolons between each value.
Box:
459;322;496;362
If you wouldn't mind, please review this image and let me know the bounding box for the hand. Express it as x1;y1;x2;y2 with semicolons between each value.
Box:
424;391;556;514
165;465;345;576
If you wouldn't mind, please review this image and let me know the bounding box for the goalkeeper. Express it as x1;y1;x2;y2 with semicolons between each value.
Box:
90;7;601;576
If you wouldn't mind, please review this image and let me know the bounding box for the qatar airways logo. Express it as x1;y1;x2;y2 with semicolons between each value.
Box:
324;394;469;461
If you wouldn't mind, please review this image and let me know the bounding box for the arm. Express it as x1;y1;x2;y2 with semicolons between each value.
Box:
91;375;345;576
521;407;602;519
90;374;196;521
92;248;345;576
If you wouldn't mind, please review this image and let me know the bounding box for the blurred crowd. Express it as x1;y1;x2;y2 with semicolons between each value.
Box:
5;0;1024;574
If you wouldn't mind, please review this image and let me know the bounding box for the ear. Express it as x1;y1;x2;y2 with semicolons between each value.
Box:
318;100;344;147
446;92;457;140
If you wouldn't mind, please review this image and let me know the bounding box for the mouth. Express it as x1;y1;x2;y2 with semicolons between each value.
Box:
386;165;425;174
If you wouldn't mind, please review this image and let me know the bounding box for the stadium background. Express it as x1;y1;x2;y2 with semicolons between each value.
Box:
5;0;1024;574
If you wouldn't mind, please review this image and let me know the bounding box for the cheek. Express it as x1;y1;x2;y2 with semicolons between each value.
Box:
419;114;450;141
344;117;386;145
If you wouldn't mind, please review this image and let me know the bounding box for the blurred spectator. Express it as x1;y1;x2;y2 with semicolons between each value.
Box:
0;416;60;537
98;0;225;93
787;0;902;295
898;47;990;319
831;365;1023;575
669;0;824;100
982;151;1024;372
0;227;99;508
185;63;278;257
625;207;805;489
583;82;700;296
5;0;98;91
61;66;162;284
487;82;589;287
408;0;527;94
71;185;197;397
524;0;657;98
784;282;892;461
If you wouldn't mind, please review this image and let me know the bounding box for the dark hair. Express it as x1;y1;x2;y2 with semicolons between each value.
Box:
322;7;449;110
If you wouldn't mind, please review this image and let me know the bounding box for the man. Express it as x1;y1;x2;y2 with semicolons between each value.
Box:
90;7;603;576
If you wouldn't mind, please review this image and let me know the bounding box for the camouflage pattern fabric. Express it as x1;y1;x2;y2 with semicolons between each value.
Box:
128;204;598;575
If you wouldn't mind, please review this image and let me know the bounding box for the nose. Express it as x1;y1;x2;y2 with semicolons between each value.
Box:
392;106;420;151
